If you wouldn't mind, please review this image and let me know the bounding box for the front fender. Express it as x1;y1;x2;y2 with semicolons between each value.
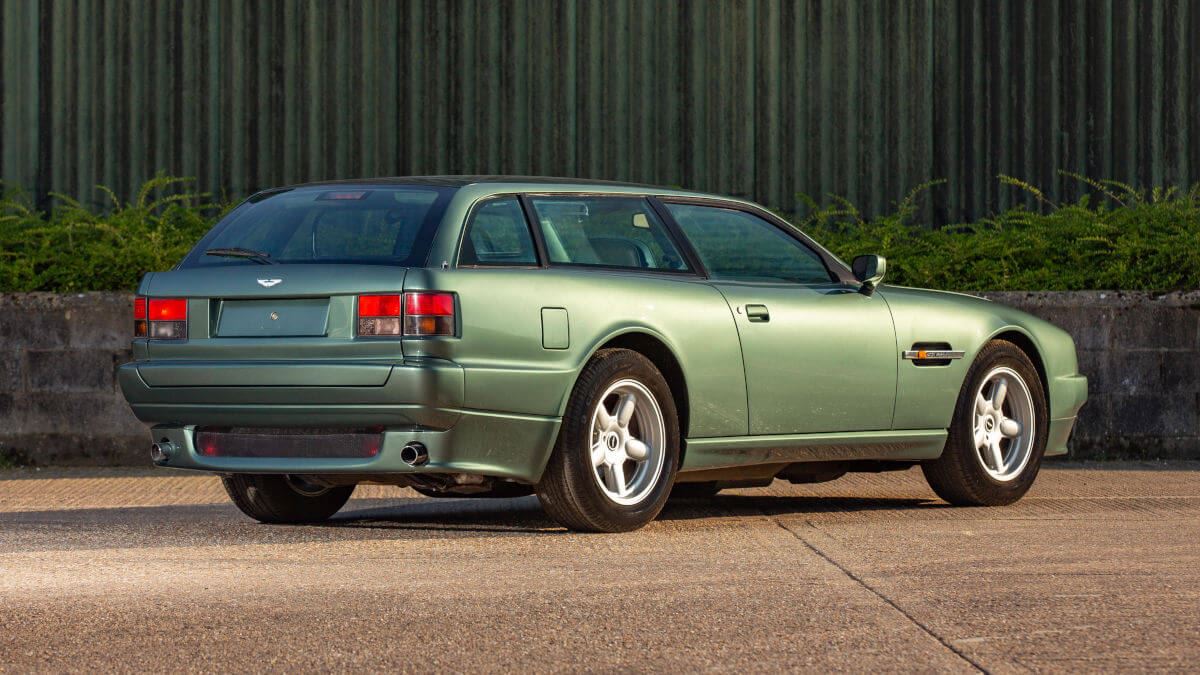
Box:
881;286;1085;430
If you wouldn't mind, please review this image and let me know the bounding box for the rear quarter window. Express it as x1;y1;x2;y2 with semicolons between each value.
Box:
459;197;538;266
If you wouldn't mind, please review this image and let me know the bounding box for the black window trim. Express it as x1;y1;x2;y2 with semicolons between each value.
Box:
455;193;545;269
519;192;703;278
650;195;857;286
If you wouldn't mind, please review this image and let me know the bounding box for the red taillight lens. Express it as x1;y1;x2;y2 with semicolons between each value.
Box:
133;296;148;337
404;292;455;316
358;294;402;318
149;298;187;321
357;294;402;336
403;292;455;336
145;298;187;339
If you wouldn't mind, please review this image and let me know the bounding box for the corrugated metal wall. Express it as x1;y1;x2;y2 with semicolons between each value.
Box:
2;0;1197;221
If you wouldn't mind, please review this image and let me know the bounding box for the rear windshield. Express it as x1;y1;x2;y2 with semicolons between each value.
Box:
180;186;455;267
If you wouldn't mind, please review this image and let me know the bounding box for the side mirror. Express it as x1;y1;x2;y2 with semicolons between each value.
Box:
852;254;887;296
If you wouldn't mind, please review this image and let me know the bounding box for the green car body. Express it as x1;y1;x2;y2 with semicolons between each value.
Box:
118;177;1087;497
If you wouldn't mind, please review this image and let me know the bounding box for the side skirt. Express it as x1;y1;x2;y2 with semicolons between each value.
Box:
680;429;947;472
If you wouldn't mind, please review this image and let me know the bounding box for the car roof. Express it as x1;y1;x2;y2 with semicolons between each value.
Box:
283;175;730;200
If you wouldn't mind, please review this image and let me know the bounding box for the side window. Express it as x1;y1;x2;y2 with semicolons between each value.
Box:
664;203;834;284
528;196;689;271
460;197;538;266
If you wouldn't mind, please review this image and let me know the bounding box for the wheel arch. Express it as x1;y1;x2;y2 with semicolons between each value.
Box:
988;328;1050;410
569;329;691;456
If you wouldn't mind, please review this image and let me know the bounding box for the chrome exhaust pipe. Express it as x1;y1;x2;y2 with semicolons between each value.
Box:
400;442;429;467
150;441;175;463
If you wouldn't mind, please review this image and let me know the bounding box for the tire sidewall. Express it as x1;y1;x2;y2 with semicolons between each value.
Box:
562;350;680;528
954;343;1049;501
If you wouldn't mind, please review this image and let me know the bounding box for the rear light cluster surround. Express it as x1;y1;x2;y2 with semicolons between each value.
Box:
357;292;455;337
134;296;187;339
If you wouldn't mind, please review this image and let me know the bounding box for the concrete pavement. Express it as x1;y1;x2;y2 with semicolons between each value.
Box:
1;462;1198;672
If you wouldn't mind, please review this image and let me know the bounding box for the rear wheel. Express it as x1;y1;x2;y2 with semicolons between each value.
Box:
922;340;1048;506
222;474;355;524
537;349;680;532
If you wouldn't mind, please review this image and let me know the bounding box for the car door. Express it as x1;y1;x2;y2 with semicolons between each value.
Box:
658;200;898;435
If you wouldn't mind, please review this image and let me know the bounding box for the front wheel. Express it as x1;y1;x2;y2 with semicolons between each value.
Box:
922;340;1049;506
222;474;355;523
537;349;680;532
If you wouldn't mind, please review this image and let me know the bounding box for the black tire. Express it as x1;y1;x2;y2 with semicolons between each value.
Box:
922;340;1049;506
669;482;721;499
537;349;681;532
221;474;355;524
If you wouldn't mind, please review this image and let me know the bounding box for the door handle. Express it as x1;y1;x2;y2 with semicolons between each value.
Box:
745;304;770;322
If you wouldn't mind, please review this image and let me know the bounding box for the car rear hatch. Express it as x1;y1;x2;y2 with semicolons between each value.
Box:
139;264;408;370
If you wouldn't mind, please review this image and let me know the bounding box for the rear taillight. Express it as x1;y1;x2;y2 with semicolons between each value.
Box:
146;298;188;339
356;292;455;337
133;296;147;337
403;292;455;336
356;294;402;336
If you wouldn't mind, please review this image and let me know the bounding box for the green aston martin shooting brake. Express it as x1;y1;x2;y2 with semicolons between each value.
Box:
118;177;1088;532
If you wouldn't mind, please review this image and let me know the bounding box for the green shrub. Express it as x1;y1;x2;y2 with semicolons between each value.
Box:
0;175;229;292
1;173;1197;292
803;174;1200;291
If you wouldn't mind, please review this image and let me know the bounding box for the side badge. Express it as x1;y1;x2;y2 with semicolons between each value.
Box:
903;347;965;366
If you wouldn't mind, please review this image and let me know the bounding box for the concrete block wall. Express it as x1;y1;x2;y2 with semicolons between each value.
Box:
0;293;145;464
985;291;1200;459
1;291;1197;465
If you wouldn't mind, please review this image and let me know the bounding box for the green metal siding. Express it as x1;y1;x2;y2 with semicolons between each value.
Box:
1;0;1197;221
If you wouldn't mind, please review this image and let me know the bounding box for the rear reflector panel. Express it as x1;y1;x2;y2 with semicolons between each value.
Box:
194;428;383;459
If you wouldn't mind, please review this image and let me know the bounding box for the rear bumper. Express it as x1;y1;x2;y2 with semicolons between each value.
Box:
145;411;561;483
119;359;465;429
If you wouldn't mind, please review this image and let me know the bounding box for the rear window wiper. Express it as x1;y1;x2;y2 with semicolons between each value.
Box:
204;247;276;265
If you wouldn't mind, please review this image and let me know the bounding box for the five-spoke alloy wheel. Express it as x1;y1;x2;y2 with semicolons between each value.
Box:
923;340;1049;506
589;379;667;506
537;349;680;532
973;366;1036;481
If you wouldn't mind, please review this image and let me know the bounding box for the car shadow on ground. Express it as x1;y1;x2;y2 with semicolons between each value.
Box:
658;494;944;522
326;492;946;532
328;496;559;534
0;493;949;552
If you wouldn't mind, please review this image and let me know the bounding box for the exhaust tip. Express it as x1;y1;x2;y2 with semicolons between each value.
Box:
400;442;429;467
150;441;174;464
